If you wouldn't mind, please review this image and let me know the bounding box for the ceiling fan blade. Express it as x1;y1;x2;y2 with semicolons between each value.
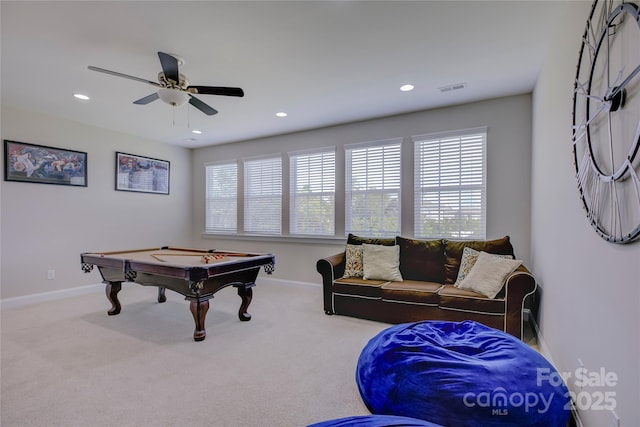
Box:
188;95;218;116
88;66;161;87
133;92;160;105
158;52;180;84
187;86;245;97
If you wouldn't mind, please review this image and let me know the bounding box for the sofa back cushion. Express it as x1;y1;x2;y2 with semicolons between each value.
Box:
347;233;396;246
396;236;445;282
444;236;515;285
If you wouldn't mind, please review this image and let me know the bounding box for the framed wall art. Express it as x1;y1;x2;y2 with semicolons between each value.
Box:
116;152;170;195
3;140;87;187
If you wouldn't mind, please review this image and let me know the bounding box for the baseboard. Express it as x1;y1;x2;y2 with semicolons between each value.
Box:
258;276;320;288
0;278;319;311
529;315;584;427
528;313;555;365
0;283;104;310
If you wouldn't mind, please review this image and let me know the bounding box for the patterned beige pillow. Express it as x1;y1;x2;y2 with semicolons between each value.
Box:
458;252;522;298
344;244;364;277
454;247;512;287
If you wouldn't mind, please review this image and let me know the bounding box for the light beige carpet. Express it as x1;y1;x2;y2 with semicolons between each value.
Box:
1;280;388;427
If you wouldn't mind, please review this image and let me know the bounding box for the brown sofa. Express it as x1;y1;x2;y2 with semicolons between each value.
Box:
316;235;537;339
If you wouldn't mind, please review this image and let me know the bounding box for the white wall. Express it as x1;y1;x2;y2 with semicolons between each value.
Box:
191;94;533;284
531;2;640;426
0;106;192;299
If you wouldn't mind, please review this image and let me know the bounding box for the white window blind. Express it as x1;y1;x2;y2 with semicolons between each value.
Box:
413;129;486;239
244;156;282;235
290;149;335;236
205;162;237;233
345;140;401;237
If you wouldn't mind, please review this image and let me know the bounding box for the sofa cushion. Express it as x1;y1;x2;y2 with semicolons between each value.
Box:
454;247;513;287
362;244;403;282
437;285;505;314
458;252;522;298
395;236;445;283
381;280;442;305
334;277;386;298
444;236;515;285
347;233;396;246
344;244;364;278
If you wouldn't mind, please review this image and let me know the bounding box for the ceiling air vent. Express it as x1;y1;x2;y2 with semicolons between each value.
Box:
438;82;467;92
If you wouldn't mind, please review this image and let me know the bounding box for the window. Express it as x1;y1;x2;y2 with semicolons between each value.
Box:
205;161;237;233
413;128;486;239
244;156;282;235
290;149;336;236
345;139;401;237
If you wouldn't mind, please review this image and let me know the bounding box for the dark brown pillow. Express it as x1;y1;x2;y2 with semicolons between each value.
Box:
396;236;445;282
443;236;515;285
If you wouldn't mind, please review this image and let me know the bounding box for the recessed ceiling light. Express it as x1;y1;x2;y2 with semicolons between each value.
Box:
191;130;202;134
400;84;414;92
276;112;287;117
73;93;90;100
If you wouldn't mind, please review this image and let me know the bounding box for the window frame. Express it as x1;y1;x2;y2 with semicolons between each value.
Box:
413;127;487;240
289;147;337;237
204;160;238;234
344;138;402;238
243;154;283;236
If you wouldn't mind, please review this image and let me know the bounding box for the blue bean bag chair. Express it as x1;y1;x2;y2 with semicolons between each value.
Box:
356;320;570;427
308;414;443;427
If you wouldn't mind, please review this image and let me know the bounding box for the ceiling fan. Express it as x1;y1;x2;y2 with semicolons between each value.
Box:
88;52;244;116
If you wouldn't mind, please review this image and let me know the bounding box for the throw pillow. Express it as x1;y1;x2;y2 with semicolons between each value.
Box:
458;251;522;299
443;236;514;285
362;244;403;282
344;244;364;278
454;247;513;287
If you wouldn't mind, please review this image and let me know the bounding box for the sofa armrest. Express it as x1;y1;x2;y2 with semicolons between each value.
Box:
316;252;346;314
504;265;537;338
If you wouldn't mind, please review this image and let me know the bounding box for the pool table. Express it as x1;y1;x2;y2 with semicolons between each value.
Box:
80;246;275;341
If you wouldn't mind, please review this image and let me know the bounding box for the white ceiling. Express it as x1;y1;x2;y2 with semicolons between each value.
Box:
1;1;568;149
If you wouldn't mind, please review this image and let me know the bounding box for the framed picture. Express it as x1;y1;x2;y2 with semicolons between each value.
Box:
116;152;170;195
3;140;87;187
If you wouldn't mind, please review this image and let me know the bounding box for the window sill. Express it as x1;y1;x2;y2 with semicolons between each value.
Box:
200;233;347;245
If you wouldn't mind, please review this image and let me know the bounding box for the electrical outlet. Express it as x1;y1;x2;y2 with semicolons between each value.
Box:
47;270;55;280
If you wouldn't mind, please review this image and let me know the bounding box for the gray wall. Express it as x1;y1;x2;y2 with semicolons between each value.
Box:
0;106;192;299
191;94;533;284
531;2;640;425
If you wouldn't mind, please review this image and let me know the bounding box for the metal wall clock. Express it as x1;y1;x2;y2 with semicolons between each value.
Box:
573;0;640;243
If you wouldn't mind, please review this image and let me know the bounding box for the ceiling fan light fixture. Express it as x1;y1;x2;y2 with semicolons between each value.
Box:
158;88;188;107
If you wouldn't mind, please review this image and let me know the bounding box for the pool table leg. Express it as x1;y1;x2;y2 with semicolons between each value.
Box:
189;298;210;342
237;284;254;321
105;281;122;316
